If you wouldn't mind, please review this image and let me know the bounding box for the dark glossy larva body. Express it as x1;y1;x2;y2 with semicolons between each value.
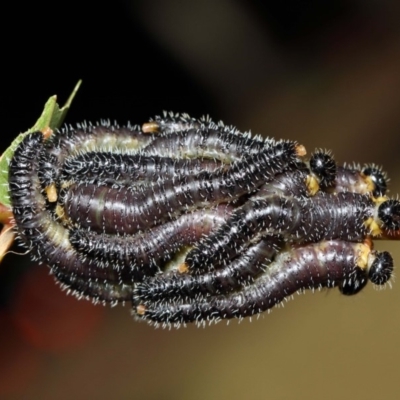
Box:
134;237;283;305
133;163;328;305
7;112;398;327
184;192;377;273
9;133;138;302
9;132;48;247
142;128;270;162
61;152;223;185
61;141;301;234
135;241;392;327
137;154;391;307
69;205;232;273
41;122;154;186
142;113;274;162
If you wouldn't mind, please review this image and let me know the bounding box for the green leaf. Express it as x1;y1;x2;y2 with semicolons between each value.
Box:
0;80;82;208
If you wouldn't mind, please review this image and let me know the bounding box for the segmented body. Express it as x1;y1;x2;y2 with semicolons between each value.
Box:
134;241;392;327
7;112;397;326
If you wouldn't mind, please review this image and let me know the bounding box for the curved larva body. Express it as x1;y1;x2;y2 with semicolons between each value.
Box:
185;192;373;272
41;123;154;186
62;142;300;235
133;168;319;305
41;117;276;186
135;163;388;306
69;205;232;273
142;112;275;161
9;133;134;302
61;152;223;185
134;241;381;326
142;128;271;162
134;237;282;305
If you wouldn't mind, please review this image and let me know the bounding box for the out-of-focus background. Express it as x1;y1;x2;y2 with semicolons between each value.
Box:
1;1;400;399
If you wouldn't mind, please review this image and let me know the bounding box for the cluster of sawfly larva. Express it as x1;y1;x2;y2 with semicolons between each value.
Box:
7;112;400;328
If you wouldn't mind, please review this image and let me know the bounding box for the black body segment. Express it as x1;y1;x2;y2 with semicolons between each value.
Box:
135;241;389;326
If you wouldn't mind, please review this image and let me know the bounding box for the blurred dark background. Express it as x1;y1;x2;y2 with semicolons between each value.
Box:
1;1;400;399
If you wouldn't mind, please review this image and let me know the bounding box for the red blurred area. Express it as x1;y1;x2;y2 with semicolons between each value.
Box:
0;265;104;397
10;265;104;354
0;310;39;397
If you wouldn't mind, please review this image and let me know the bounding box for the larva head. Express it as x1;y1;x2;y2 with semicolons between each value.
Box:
377;199;400;231
309;150;337;189
368;251;393;285
362;165;388;197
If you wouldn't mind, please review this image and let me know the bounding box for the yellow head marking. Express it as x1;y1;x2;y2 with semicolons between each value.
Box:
295;144;307;157
355;243;371;270
142;122;160;134
45;183;58;203
178;263;189;274
136;305;146;316
305;175;320;196
364;217;383;237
